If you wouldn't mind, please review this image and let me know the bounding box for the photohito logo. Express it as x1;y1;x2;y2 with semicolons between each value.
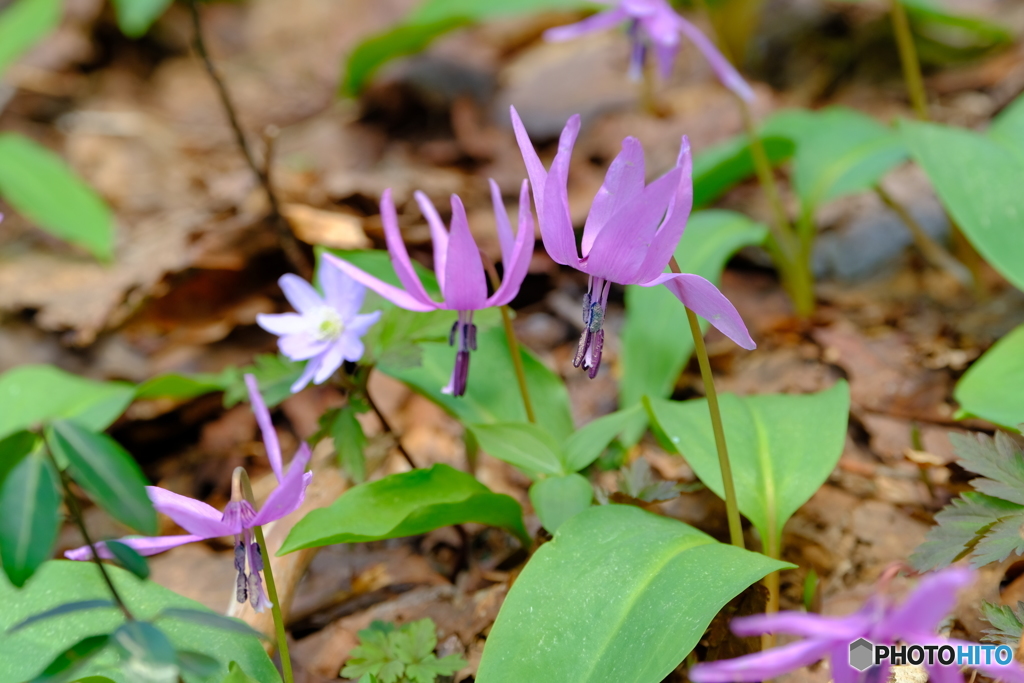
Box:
848;639;1015;672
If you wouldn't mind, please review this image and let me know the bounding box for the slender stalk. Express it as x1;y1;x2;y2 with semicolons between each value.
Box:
671;258;744;549
364;387;418;469
186;0;311;279
50;451;133;621
482;254;536;424
889;0;929;120
253;524;294;683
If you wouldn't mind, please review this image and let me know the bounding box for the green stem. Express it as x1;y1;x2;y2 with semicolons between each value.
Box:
253;524;294;683
482;252;536;424
889;0;929;120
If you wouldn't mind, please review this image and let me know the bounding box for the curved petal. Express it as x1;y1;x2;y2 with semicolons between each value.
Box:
876;568;974;640
323;253;438;312
380;189;436;306
250;444;313;527
320;257;366;319
674;15;755;102
279;274;324;315
539;114;583;266
414;191;450;295
731;611;871;639
582;136;647;255
313;340;346;385
290;356;321;394
348;310;383;338
510;105;548;202
641;272;756;349
442;195;488;310
245;374;283;481
489;179;515;268
66;534;206;560
690;639;833;682
635;136;693;284
486;180;536;307
257;313;308;336
147;486;235;537
339;335;366;363
279;333;330;361
543;7;629;42
584;167;682;283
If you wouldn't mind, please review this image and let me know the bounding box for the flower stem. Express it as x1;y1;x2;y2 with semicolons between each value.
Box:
671;259;744;550
481;253;536;424
888;0;929;120
365;386;418;469
253;524;294;683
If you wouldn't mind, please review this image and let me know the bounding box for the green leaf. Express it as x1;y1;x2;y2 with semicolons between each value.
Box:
561;405;643;473
0;0;61;78
9;600;115;633
692;135;795;208
29;634;110;683
158;608;264;639
380;324;574;440
911;491;1022;571
328;406;368;483
901;0;1012;64
110;0;171;38
989;92;1024;161
0;430;39;492
0;134;114;260
391;619;436;663
223;355;302;409
475;505;791;683
901;119;1024;292
45;421;156;535
529;474;592;533
619;210;767;446
0;365;135;441
104;542;149;581
134;371;235;401
0;561;280;683
971;511;1024;568
0;451;61;587
645;381;850;552
468;422;564;478
980;601;1024;646
108;622;177;675
954;323;1024;429
949;431;1024;506
280;463;529;553
177;651;221;678
222;661;262;683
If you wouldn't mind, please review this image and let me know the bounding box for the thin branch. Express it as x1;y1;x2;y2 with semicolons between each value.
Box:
364;387;418;470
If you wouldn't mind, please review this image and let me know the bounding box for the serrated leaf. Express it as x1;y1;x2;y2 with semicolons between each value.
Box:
955;323;1024;430
105;541;149;580
971;511;1024;567
46;421;156;535
0;134;114;260
0;0;61;78
468;422;564;478
910;491;1024;571
950;431;1024;505
0;450;61;587
980;601;1024;646
403;619;437;662
529;474;592;533
28;634;110;683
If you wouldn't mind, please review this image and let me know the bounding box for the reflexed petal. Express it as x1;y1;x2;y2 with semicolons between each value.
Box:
674;15;755;102
442;195;488;310
245;374;283;481
584;167;681;283
731;611;870;639
635;137;693;284
510;105;548;202
279;333;330;361
66;534;205;560
689;639;833;682
489;179;515;268
540;114;583;266
543;7;629;42
250;444;313;527
279;274;324;315
642;272;756;349
290;356;320;394
147;486;234;537
486;180;536;307
415;191;450;295
313;341;346;385
256;313;308;336
320;257;365;319
877;568;974;640
582;137;646;255
323;253;438;312
347;310;383;338
338;335;366;363
380;189;435;307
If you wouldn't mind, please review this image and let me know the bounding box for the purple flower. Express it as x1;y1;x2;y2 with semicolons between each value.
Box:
257;264;382;394
511;105;755;378
690;568;1024;683
326;181;535;397
544;0;753;101
66;375;313;613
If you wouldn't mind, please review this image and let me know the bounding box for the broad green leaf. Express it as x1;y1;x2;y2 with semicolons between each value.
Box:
0;134;114;260
109;622;177;670
0;430;39;491
901;119;1024;292
105;541;149;580
954;323;1024;429
948;431;1024;507
46;421;156;535
475;505;790;683
158;608;264;639
380;325;574;440
178;651;222;678
280;464;529;553
0;365;134;441
901;0;1012;64
0;451;61;587
692;135;795;208
222;662;262;683
989;92;1024;160
29;634;110;683
645;381;850;553
328;406;369;483
110;0;171;38
561;405;643;473
0;561;280;683
10;600;115;632
528;474;592;532
619;210;767;445
135;371;234;401
468;422;564;478
0;0;60;78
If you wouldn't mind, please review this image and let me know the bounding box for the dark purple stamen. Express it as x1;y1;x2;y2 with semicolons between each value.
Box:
573;287;606;377
452;350;470;397
234;540;247;604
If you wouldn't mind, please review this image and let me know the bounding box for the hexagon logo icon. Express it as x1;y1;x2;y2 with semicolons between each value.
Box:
849;638;874;672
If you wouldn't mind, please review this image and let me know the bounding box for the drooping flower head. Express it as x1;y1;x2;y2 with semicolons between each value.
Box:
511;105;755;377
544;0;753;101
66;375;313;614
326;181;535;397
257;264;382;394
690;568;1024;683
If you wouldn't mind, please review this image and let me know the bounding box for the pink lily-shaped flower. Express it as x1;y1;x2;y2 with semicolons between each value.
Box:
325;180;535;397
690;568;1024;683
544;0;753;102
66;375;313;613
511;105;755;378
